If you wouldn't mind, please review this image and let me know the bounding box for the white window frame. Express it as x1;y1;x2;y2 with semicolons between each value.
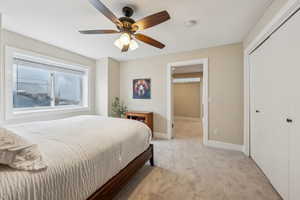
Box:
4;46;91;120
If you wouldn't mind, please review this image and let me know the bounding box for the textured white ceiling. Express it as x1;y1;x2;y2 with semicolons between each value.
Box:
0;0;273;61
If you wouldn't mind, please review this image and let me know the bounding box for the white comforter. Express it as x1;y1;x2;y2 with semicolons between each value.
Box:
0;115;151;200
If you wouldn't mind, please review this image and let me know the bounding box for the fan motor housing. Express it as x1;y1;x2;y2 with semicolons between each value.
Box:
118;7;137;33
119;17;135;24
123;6;134;17
117;17;136;32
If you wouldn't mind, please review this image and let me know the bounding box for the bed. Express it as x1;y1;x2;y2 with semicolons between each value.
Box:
0;115;153;200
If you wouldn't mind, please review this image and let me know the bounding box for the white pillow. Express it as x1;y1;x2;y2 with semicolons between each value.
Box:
0;127;47;171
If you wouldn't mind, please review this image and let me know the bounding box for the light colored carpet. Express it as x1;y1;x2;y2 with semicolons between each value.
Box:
115;118;281;200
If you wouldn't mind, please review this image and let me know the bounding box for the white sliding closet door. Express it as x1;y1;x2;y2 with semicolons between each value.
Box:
281;10;300;200
250;9;300;200
250;46;269;173
250;35;290;199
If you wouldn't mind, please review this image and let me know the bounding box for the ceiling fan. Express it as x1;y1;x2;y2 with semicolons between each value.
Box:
79;0;170;52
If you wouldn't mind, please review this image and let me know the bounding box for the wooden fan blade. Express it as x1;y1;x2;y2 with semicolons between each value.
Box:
88;0;122;26
132;11;170;31
121;44;130;52
135;34;165;49
79;30;119;34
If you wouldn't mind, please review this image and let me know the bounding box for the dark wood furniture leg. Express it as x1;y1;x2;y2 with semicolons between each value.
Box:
150;144;154;166
88;144;154;200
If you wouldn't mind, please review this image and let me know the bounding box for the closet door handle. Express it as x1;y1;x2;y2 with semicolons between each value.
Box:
286;118;293;123
256;110;260;113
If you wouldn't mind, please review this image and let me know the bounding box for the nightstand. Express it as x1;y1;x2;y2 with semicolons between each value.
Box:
125;111;153;134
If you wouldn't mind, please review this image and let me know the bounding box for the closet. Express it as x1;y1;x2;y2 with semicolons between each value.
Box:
250;8;300;200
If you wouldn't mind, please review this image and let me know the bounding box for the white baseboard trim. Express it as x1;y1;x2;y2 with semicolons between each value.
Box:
205;140;244;152
243;145;250;156
153;132;170;140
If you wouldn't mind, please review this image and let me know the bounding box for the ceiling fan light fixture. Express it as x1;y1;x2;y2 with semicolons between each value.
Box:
114;38;139;51
114;38;123;49
119;33;131;45
114;33;139;51
129;39;139;51
80;1;170;51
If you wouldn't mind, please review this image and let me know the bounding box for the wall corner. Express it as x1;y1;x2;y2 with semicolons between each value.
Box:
95;57;121;117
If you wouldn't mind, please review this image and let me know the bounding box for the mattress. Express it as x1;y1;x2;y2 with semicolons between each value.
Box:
0;115;151;200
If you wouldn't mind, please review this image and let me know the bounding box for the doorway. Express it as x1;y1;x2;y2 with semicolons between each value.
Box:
166;59;208;144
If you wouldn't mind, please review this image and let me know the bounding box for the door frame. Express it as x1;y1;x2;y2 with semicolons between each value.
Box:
166;58;209;143
244;0;300;156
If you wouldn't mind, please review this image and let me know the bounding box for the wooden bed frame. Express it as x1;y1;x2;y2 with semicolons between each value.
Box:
87;144;154;200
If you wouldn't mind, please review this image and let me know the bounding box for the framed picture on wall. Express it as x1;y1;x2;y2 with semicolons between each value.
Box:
133;79;151;99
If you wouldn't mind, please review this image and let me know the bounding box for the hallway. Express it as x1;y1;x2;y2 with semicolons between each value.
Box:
174;117;202;140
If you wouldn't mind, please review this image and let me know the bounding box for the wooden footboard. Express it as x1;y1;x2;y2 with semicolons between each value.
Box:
87;144;154;200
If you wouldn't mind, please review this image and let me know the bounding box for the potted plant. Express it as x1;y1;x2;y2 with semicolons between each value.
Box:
111;97;128;118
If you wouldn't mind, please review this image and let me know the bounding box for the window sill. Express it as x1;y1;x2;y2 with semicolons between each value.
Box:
6;106;91;120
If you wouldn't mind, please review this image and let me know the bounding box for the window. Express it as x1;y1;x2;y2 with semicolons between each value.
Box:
12;58;86;110
54;71;83;106
13;63;52;108
5;47;90;120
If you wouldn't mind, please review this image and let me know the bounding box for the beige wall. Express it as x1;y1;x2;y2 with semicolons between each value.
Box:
95;57;120;117
108;58;120;116
95;58;109;116
173;72;203;118
244;0;288;47
0;29;96;124
1;30;95;67
174;82;201;118
120;43;244;145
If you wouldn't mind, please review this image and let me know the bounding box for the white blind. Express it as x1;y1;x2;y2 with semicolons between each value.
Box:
13;58;85;75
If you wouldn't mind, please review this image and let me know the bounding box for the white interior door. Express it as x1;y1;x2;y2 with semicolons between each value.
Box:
280;10;300;200
250;8;300;200
250;19;291;200
250;48;268;170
